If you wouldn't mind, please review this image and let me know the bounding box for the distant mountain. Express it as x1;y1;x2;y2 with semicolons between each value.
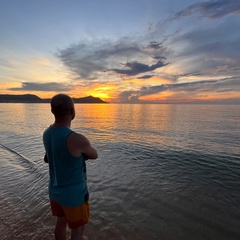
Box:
73;96;107;103
0;94;108;103
0;94;42;103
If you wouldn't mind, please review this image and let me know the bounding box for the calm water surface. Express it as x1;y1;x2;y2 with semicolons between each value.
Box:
0;103;240;240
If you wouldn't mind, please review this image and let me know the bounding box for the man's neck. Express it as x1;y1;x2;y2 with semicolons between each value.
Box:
52;119;71;128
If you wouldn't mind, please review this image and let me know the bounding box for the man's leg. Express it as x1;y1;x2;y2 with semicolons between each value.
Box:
55;216;67;240
71;225;85;240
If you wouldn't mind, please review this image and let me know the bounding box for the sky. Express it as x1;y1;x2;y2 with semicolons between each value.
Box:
0;0;240;103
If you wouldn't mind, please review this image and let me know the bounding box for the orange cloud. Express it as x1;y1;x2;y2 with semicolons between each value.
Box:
139;91;173;102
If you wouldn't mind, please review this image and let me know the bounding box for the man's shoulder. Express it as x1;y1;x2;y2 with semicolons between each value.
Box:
68;131;88;143
43;126;51;136
68;129;85;137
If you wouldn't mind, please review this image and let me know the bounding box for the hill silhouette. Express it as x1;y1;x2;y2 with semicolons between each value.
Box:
0;94;108;103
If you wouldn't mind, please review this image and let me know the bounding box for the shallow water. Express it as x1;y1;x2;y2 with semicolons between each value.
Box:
0;103;240;240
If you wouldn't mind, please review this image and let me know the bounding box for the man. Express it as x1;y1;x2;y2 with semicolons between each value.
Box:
43;94;98;240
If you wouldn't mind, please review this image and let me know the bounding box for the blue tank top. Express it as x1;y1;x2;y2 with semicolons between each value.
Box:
43;126;88;207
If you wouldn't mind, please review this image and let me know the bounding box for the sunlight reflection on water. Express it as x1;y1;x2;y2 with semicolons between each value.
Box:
0;103;240;240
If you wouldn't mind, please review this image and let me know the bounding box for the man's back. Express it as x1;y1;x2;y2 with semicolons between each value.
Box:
43;125;89;207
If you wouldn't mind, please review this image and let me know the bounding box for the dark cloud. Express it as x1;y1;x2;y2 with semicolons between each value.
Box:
56;38;169;81
146;41;162;49
111;60;167;76
152;56;166;61
136;72;201;82
146;2;239;85
119;77;240;102
119;90;141;103
164;0;240;24
170;19;240;76
186;0;240;19
156;0;240;36
57;39;142;80
57;43;105;80
138;75;155;79
8;82;72;91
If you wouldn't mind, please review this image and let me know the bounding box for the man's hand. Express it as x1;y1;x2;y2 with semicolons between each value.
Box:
44;154;49;163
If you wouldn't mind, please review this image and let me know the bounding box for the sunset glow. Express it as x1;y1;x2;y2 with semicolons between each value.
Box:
0;1;239;103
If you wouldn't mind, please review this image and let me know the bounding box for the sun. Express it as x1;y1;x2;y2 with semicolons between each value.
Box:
92;92;109;100
87;86;115;101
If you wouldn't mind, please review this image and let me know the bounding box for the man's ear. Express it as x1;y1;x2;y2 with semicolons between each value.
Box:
71;107;75;120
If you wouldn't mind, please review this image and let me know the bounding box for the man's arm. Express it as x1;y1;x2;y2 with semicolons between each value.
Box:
79;134;98;159
67;132;98;159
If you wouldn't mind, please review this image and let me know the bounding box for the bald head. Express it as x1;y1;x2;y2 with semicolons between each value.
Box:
51;94;75;118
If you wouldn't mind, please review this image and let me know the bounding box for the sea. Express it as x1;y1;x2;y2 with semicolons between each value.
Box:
0;103;239;240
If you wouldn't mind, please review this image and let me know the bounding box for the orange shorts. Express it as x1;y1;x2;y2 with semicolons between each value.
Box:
50;200;90;229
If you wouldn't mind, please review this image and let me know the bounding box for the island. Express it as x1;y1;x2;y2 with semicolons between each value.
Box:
0;94;108;103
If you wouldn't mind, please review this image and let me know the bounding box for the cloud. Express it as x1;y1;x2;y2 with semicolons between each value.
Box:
110;60;168;76
186;0;240;19
119;77;240;102
56;38;169;81
138;75;155;79
168;19;240;77
8;82;72;92
57;39;141;80
163;0;240;24
146;41;162;50
53;0;240;103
